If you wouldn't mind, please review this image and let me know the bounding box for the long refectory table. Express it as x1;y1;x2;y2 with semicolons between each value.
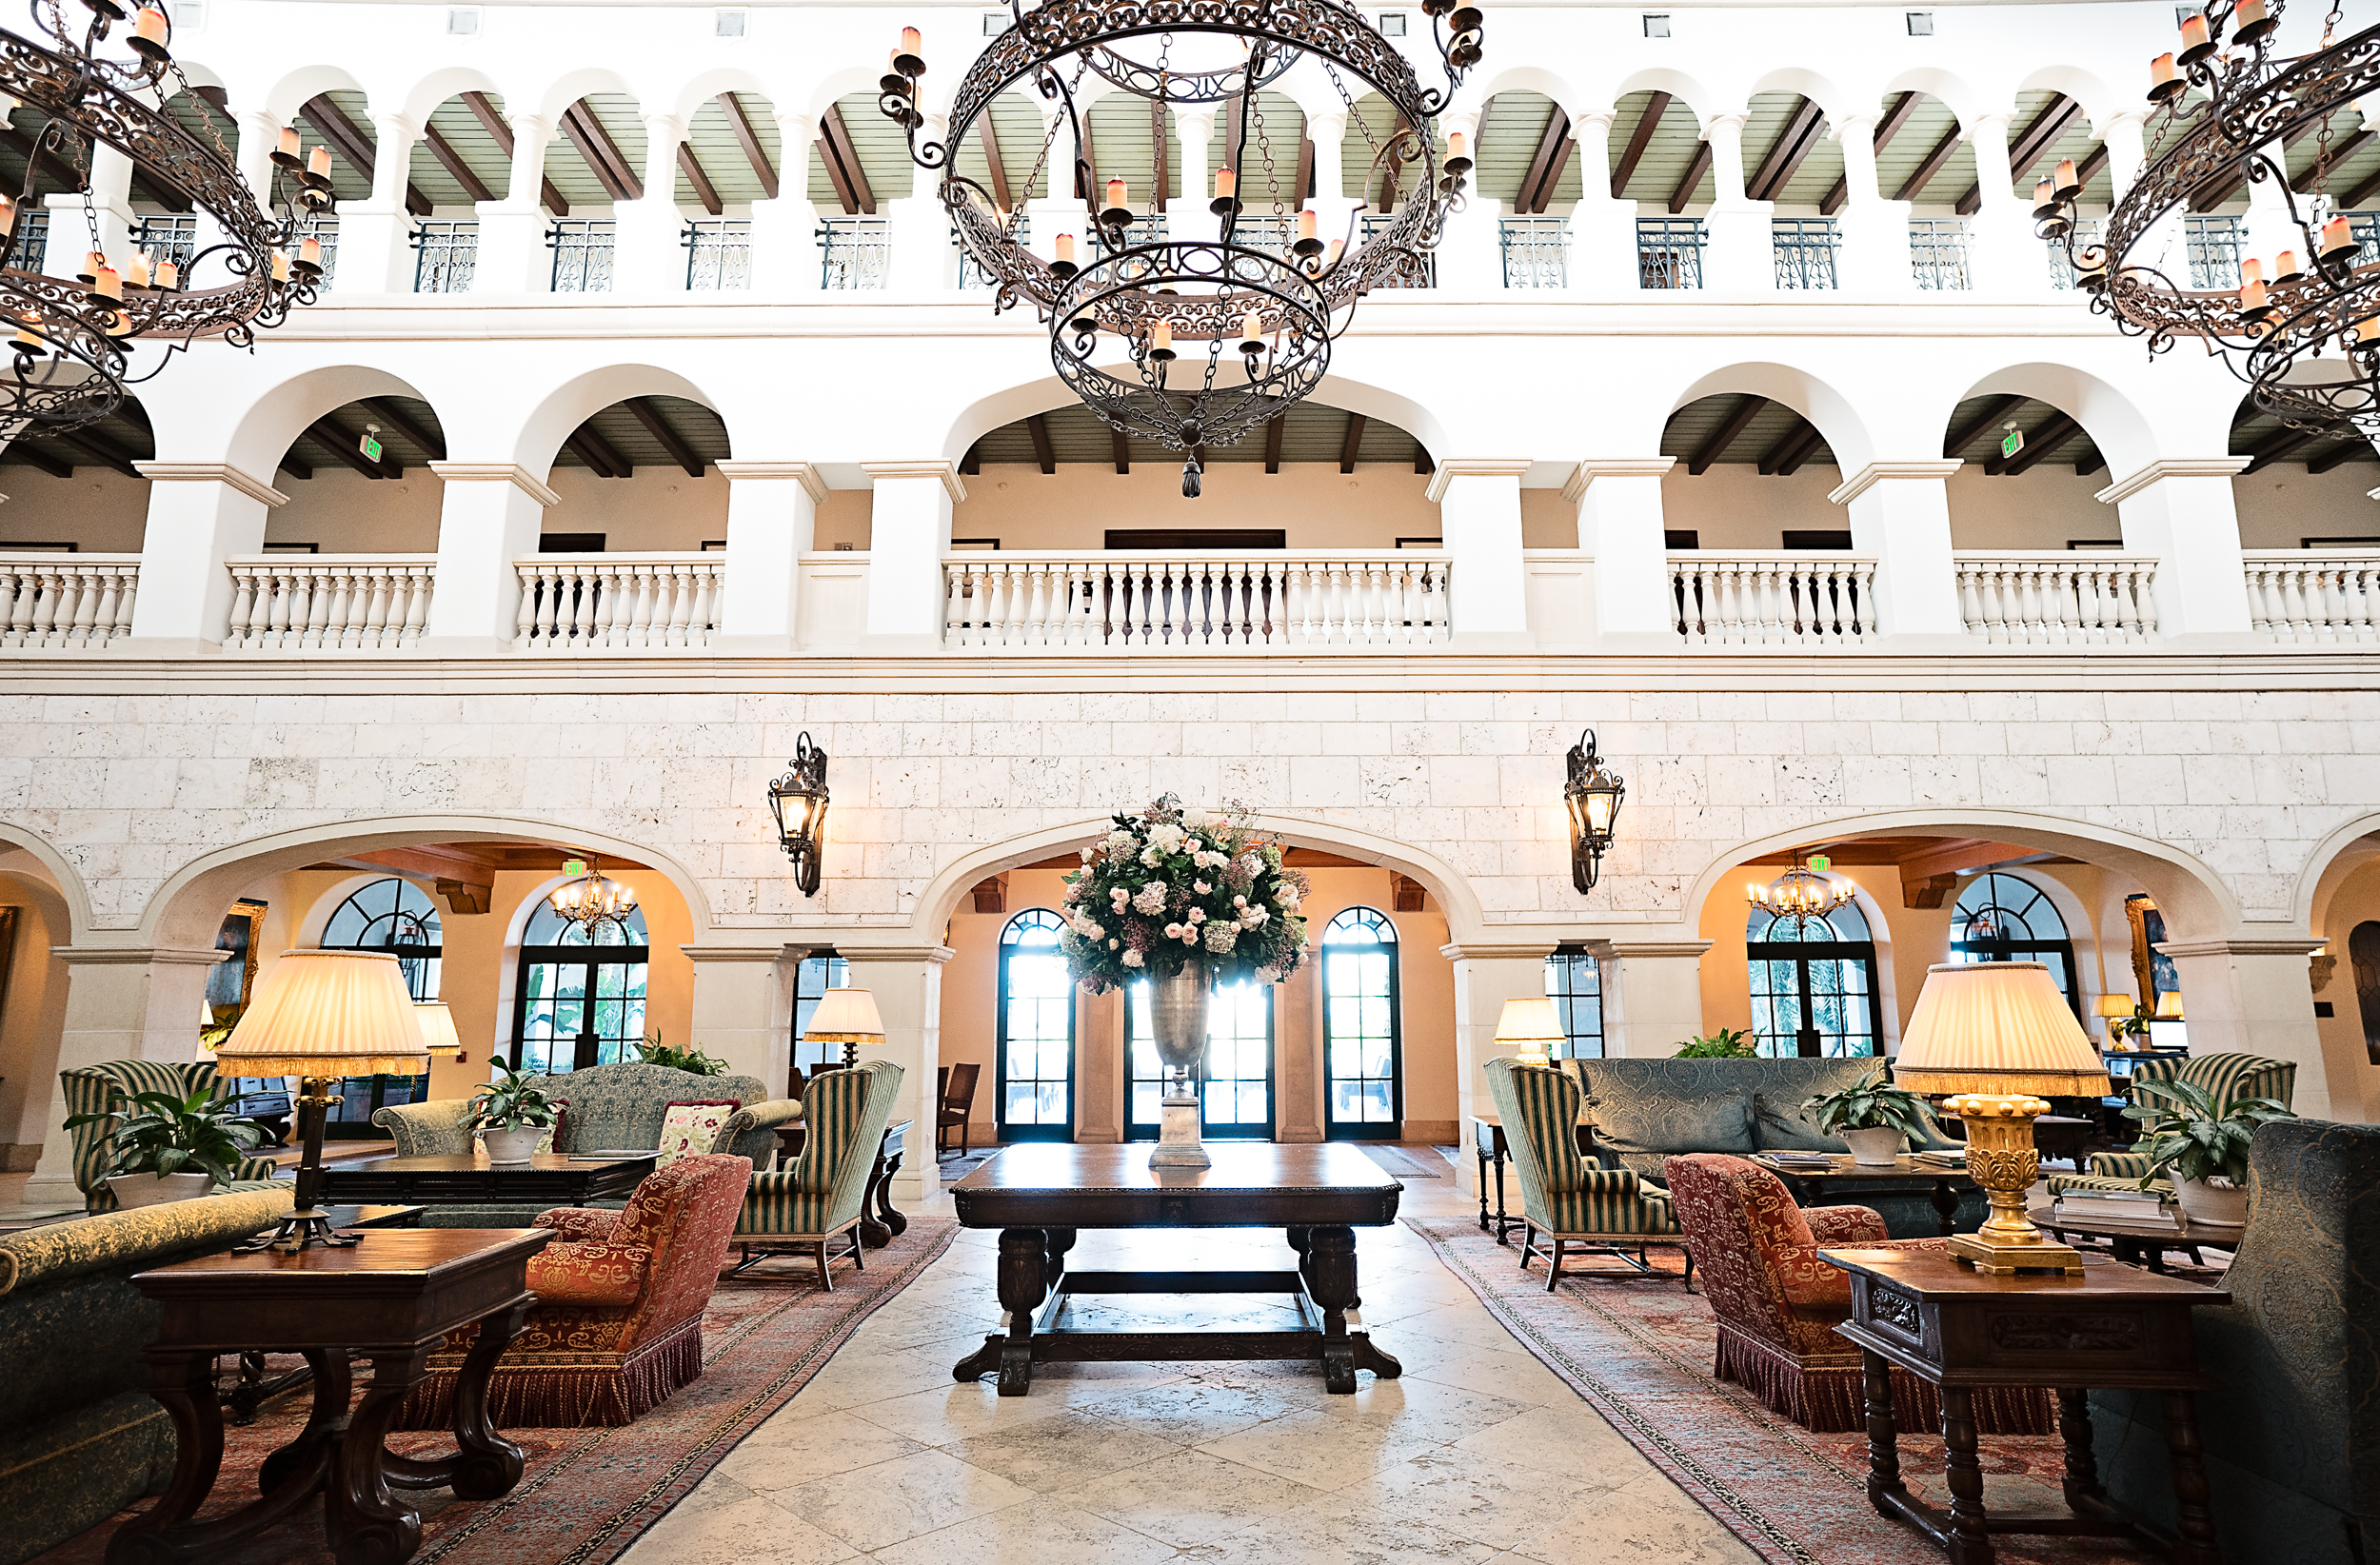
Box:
947;1142;1404;1396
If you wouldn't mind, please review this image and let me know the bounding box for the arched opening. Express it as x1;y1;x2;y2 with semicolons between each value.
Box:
0;847;77;1203
261;395;450;564
538;91;646;292
310;876;442;1133
812;91;911;287
1873;90;1973;288
2227;387;2380;552
1745;898;1881;1058
1745;89;1845;289
1321;905;1400;1138
1477;89;1586;287
1949;870;2082;1014
1934;369;2152;561
676;90;781;288
510;897;651;1074
997;908;1075;1141
0;391;155;553
1658;390;1843;551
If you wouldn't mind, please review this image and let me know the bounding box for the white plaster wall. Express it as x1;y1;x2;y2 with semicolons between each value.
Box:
951;464;1439;550
1661;466;1851;547
268;470;443;550
2232;466;2380;550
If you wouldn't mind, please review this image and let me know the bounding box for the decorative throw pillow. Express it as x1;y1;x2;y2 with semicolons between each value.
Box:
656;1099;741;1169
1588;1088;1755;1158
1755;1093;1848;1153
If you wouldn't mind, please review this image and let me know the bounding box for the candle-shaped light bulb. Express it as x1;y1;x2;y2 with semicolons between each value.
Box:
0;194;15;234
2356;316;2379;346
2033;177;2055;208
127;251;149;287
1240;308;1263;344
1447;129;1466;160
84;248;106;277
1298;208;1318;241
2054;157;2078;190
1150;320;1172;351
900;25;921;54
1107;176;1127;208
270;248;291;282
132;6;167;44
1055;231;1075;263
155;257;177;289
1215;167;1235;199
2274;248;2302;282
91;265;121;300
13;313;38;347
2235;0;2268;27
2178;11;2209;50
300;236;322;267
278;127;301;159
2321;216;2356;258
2240;255;2264;285
2149;52;2180;92
308;146;331;178
1324;238;1345;266
2240;277;2268;311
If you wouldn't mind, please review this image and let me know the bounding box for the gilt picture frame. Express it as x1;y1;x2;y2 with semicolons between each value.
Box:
2124;893;2178;1014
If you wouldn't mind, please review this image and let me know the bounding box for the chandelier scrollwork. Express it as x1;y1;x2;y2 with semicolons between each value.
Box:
870;0;1481;494
2035;0;2380;439
0;0;331;434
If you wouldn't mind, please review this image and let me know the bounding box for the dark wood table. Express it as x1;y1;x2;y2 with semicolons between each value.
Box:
228;1207;426;1425
1822;1247;2231;1565
113;1228;552;1565
769;1118;911;1247
2030;1202;2238;1276
1755;1152;1980;1237
948;1143;1402;1396
316;1151;656;1208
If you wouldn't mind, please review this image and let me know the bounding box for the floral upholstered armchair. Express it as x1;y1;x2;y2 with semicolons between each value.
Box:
1484;1059;1689;1291
1662;1153;2053;1435
399;1152;752;1428
59;1060;286;1212
733;1060;903;1289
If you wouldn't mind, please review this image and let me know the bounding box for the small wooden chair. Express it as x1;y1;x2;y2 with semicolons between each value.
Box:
938;1061;981;1159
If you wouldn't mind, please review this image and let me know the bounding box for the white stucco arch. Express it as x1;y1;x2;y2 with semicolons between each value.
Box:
1878;69;1980;128
401;69;509;132
262;66;369;126
535;69;645;126
506;364;728;479
2297;814;2380;935
1954;361;2163;480
2016;63;2122;131
1660;361;1878;472
938;367;1451;468
0;820;95;942
199;364;442;485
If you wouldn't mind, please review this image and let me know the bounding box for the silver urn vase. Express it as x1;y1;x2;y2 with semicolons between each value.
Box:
1147;962;1213;1169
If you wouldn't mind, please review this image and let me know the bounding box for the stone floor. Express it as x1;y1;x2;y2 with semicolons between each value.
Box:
623;1171;1757;1565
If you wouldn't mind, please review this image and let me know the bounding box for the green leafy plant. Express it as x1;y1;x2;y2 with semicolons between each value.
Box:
460;1063;561;1132
1673;1028;1758;1059
637;1033;727;1076
63;1088;264;1183
1802;1066;1936;1140
2123;1078;2292;1190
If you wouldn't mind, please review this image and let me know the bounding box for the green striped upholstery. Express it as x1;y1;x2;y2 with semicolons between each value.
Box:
736;1060;902;1238
1486;1059;1676;1238
2045;1053;2298;1199
62;1060;283;1212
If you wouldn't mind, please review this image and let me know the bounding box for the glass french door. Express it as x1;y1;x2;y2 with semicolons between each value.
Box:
1125;979;1275;1140
1323;907;1401;1139
511;903;650;1073
1746;906;1879;1059
998;910;1076;1140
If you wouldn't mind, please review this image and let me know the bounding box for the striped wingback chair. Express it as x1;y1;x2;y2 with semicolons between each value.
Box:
2047;1052;2300;1200
1483;1058;1689;1291
731;1059;903;1288
60;1060;285;1213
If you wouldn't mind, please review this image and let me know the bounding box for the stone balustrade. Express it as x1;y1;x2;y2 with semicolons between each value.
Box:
1954;552;2160;646
942;552;1454;651
226;557;436;652
1667;553;1879;647
2243;551;2380;644
0;555;140;649
514;553;725;652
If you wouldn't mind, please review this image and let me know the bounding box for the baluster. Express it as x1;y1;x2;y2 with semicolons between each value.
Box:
541;565;570;650
111;568;136;642
2350;565;2377;642
694;564;721;644
605;566;639;648
26;567;64;647
2113;564;2143;644
393;568;424;647
2276;566;2311;644
1;566;30;646
942;563;965;646
53;567;90;648
512;566;541;649
224;565;256;651
648;566;679;648
78;567;120;649
665;565;696;647
1955;565;1980;640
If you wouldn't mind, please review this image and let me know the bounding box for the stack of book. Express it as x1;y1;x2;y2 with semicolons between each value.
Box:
2053;1188;2178;1228
1911;1148;1967;1170
1763;1151;1836;1171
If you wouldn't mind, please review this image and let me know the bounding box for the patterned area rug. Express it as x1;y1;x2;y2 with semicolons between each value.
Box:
41;1219;958;1565
1409;1218;2169;1565
1355;1143;1452;1179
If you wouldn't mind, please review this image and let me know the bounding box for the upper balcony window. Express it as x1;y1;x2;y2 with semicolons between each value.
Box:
1642;13;1671;37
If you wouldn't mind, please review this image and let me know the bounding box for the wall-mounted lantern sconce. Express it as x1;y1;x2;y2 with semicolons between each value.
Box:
769;731;830;898
1564;728;1625;894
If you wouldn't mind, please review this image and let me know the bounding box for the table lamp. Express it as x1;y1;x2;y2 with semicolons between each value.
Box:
413;1000;467;1064
214;950;428;1252
804;986;884;1067
2092;992;2137;1048
1892;961;2111;1277
1494;997;1565;1069
2154;991;2185;1020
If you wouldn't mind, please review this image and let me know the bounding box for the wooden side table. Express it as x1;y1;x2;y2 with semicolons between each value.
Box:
1822;1247;2232;1565
112;1228;551;1565
1471;1114;1594;1245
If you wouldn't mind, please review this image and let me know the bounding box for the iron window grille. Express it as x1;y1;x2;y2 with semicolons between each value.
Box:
997;909;1076;1140
684;218;750;289
1746;903;1880;1059
1321;906;1402;1137
1909;217;1970;290
1543;948;1604;1059
1500;214;1570;288
819;216;891;289
548;218;615;292
2348;211;2377;267
1772;217;1839;289
2183;214;2243;291
15;209;47;275
1636;217;1704;289
131;213;197;270
411;220;477;293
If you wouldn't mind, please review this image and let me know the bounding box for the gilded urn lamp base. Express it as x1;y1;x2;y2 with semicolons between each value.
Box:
1943;1093;2088;1277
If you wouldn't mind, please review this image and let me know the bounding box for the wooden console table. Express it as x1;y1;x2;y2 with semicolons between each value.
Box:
111;1228;551;1565
948;1142;1402;1396
1823;1247;2231;1565
317;1151;656;1208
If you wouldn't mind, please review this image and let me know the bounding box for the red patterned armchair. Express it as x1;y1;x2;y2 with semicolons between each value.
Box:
400;1153;752;1429
1662;1154;2053;1435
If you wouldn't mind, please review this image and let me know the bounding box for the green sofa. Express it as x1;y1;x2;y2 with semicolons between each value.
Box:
1557;1056;1983;1239
0;1186;295;1565
372;1060;802;1226
2088;1119;2377;1563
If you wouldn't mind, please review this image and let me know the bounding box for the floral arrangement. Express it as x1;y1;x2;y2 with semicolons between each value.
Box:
1059;796;1311;993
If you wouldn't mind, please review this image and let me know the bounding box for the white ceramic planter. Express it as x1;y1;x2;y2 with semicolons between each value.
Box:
2173;1177;2249;1228
107;1171;213;1208
481;1126;545;1164
1842;1127;1907;1166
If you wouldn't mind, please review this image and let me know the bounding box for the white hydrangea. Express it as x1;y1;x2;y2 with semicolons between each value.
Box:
1240;904;1269;928
1103;830;1137;856
1276;885;1302;911
1202;921;1240;953
1145;822;1187;856
1132;882;1169;915
1122;949;1144;967
1182;806;1210;829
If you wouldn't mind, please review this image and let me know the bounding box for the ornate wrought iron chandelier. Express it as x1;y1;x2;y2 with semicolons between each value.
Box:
1747;852;1858;934
2034;0;2380;438
875;0;1482;495
0;0;332;434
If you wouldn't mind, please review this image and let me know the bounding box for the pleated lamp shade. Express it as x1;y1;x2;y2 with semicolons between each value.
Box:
1893;962;2110;1097
214;950;429;1078
413;1000;466;1059
803;987;885;1048
2093;993;2136;1020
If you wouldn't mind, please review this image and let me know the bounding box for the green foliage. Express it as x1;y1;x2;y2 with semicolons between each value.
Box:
637;1033;728;1076
460;1063;562;1131
2123;1078;2292;1190
1672;1028;1758;1059
1802;1066;1935;1140
64;1087;264;1182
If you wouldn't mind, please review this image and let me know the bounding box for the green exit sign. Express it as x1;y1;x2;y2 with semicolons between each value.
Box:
1808;854;1831;873
359;432;384;463
2000;428;2024;459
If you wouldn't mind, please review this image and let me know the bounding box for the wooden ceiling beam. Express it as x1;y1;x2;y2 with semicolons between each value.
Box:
277;454;313;483
361;398;446;461
627;397;705;477
977;113;1012;211
1264;414;1284;474
1339;412;1368;473
1993;411;2081;476
1958;94;2079;213
1610;90;1669;200
300;93;433;216
1295;134;1316;205
1518;104;1572;215
677;143;724;216
2309;440;2374;474
1026;413;1056;474
1820;91;1919;214
1111;427;1130;474
1745;96;1824;203
46;426;140;478
562;100;644;203
1687;395;1765;474
307;415;399;479
2346;159;2380;210
419;123;494;204
1894;120;1967;204
460;91;570;214
5;440;70;477
2074;446;2106;477
565;425;632;479
1668;138;1714;214
820;104;875;214
718;92;780;200
2241;424;2343;474
1761;421;1827;476
1943;393;2026;457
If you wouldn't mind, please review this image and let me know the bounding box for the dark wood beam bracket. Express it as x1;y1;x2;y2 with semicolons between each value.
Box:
1688;396;1765;475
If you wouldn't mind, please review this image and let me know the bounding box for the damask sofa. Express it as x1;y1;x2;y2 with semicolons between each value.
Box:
60;1060;287;1213
1557;1056;1983;1239
2088;1119;2378;1564
0;1186;295;1564
372;1060;801;1225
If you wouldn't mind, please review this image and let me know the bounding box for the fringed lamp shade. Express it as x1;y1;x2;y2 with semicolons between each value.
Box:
1893;962;2110;1097
215;950;430;1078
804;987;884;1065
413;1000;466;1060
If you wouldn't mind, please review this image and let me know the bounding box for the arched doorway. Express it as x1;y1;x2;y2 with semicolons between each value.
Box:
997;909;1075;1141
315;876;442;1132
1745;901;1881;1059
1950;871;2081;1015
509;899;651;1073
1126;977;1276;1142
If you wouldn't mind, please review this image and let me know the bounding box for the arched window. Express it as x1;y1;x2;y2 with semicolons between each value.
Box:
1951;873;2082;1016
510;901;650;1074
317;878;440;1133
1323;907;1401;1137
1746;901;1879;1059
998;910;1075;1140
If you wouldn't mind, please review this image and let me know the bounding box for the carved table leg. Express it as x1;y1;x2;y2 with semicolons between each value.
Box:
1861;1349;1906;1516
1476;1145;1493;1234
1043;1227;1076;1292
324;1347;430;1565
952;1227;1047;1395
1930;1178;1960;1238
1491;1149;1511;1244
2055;1387;2107;1512
1303;1224;1398;1390
875;1147;908;1238
2162;1390;2225;1565
259;1350;351;1496
440;1300;532;1498
111;1348;340;1565
1940;1385;1994;1564
857;1151;895;1248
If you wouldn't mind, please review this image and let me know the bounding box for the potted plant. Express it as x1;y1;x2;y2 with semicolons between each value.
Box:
1673;1029;1758;1059
63;1087;267;1208
636;1034;728;1076
1802;1067;1937;1165
2124;1078;2292;1227
461;1063;561;1164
